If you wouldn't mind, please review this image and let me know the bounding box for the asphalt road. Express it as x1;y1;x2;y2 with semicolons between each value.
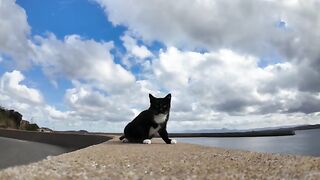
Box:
0;136;70;169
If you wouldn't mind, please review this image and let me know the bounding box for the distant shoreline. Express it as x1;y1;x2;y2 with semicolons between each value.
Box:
168;129;295;137
2;123;320;143
100;129;295;138
101;124;320;138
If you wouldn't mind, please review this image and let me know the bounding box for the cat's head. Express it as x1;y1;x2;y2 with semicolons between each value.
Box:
149;93;171;114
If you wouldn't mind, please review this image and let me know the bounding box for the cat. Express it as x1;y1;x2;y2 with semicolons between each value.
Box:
119;93;177;144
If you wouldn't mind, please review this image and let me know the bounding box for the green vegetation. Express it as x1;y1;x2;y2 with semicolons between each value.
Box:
0;107;21;129
0;106;39;131
26;123;40;131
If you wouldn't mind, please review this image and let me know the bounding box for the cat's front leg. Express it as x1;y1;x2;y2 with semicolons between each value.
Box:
158;127;177;144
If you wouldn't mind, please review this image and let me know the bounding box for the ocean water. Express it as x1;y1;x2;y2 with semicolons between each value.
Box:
177;129;320;156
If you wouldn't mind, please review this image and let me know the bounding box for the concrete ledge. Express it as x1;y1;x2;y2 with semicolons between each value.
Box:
0;129;112;149
1;137;320;179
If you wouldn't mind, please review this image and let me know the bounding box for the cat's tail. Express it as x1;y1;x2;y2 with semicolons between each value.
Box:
119;135;125;140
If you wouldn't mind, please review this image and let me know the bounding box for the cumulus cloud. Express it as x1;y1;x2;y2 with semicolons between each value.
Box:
65;86;130;122
97;0;320;92
59;80;163;131
64;79;160;121
121;32;152;59
0;70;68;128
1;0;319;131
0;0;33;68
0;71;43;104
44;105;72;120
151;47;265;114
96;0;320;57
147;47;320;129
118;32;154;74
168;112;320;132
91;0;320;129
0;1;146;131
32;34;135;93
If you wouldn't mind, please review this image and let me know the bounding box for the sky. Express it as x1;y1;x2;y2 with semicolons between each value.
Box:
1;0;320;132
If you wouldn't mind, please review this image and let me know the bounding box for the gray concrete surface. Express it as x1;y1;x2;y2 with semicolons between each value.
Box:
0;137;70;169
1;137;320;179
0;129;112;149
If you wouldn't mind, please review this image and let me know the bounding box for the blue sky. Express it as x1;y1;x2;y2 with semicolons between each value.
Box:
12;0;162;112
14;0;123;110
17;0;124;43
1;0;320;132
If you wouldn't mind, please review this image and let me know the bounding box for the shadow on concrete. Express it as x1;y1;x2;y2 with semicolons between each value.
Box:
0;129;113;169
0;129;112;149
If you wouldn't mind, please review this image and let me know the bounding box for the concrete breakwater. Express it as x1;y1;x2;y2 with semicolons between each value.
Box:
94;128;296;138
169;129;296;137
0;129;113;170
0;129;112;149
1;137;320;179
0;136;70;169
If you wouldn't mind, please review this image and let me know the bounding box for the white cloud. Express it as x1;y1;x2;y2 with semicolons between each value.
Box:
132;46;152;59
147;47;320;129
1;0;319;132
65;86;131;122
42;75;170;132
97;0;320;92
32;33;135;93
91;0;320;130
167;112;320;132
0;70;43;104
64;79;159;122
96;0;320;58
44;105;72;120
0;70;76;129
152;47;267;114
121;33;152;59
0;0;33;68
119;32;153;71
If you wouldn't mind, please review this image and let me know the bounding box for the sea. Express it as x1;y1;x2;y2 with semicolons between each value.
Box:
177;129;320;156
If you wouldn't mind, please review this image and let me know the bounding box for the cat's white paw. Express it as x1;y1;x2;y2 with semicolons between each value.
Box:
143;139;152;144
122;138;129;143
171;139;177;144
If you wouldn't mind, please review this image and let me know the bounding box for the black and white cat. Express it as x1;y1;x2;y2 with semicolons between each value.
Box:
119;93;177;144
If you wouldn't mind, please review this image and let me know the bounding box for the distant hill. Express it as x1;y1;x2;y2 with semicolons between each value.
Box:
182;124;320;134
0;107;39;131
168;124;320;138
293;124;320;130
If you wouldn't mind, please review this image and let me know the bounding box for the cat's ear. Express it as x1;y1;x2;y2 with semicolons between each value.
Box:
149;93;155;100
165;93;171;100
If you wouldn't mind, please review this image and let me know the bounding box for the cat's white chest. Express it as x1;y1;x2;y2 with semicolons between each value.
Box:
149;125;161;137
154;113;167;124
148;113;167;137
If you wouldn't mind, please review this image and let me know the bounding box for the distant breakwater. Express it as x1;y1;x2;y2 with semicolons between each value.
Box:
103;129;296;138
169;129;295;137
